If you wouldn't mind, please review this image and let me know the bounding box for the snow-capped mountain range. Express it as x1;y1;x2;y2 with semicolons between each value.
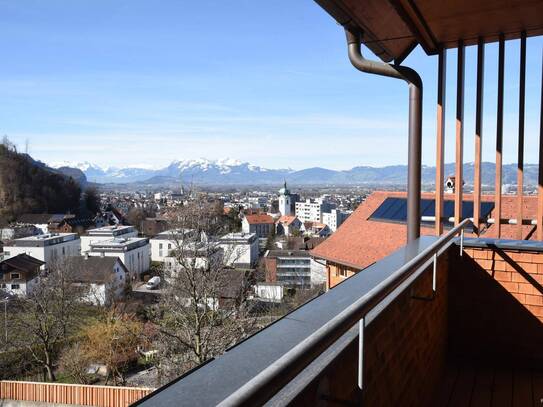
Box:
48;159;541;186
49;158;292;185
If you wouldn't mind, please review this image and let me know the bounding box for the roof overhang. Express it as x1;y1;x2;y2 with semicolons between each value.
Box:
314;0;543;63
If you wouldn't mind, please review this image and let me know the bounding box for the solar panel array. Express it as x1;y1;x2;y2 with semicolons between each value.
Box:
369;197;494;227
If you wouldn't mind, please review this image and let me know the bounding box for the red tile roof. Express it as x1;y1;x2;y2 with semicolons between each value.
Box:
244;214;274;225
311;191;538;270
277;215;298;226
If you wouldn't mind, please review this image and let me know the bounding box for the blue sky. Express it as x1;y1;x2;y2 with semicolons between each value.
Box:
0;0;541;170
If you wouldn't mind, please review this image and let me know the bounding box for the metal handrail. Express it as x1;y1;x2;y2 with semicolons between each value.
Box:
218;218;472;406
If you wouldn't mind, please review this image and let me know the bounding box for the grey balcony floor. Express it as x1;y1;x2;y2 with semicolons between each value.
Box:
432;358;543;407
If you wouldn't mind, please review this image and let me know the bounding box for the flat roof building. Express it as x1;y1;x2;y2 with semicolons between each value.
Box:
81;225;138;253
87;237;150;280
2;233;80;270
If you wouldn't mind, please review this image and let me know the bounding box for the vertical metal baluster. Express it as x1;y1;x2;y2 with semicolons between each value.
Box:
432;253;438;293
517;31;526;240
358;318;365;390
435;48;447;236
474;38;485;235
455;40;465;226
495;34;505;238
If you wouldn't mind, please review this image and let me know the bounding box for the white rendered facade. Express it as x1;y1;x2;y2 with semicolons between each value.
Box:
76;259;127;306
3;233;81;270
87;237;150;280
150;233;176;263
0;277;38;297
150;229;205;263
295;198;336;223
219;232;258;268
322;209;352;232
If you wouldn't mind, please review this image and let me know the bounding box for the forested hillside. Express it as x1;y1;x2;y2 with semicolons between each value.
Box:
0;139;87;225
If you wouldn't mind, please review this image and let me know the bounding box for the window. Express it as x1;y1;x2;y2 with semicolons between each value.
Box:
10;284;20;290
1;284;6;289
62;247;65;255
159;243;163;249
340;268;348;277
10;273;20;280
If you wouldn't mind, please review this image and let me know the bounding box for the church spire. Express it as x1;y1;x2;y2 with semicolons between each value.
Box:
279;180;290;196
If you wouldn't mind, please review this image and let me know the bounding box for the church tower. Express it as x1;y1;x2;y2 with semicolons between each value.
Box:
278;181;292;216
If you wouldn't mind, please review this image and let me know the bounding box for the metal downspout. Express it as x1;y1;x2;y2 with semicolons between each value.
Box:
345;27;423;242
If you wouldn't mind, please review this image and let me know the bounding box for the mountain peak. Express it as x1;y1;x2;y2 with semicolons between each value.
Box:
45;159;540;186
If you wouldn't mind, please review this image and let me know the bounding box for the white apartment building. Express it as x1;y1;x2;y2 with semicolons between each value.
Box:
2;233;81;270
87;237;150;280
265;250;326;289
322;209;352;232
150;229;205;263
219;232;258;268
150;233;175;263
295;198;336;223
80;225;139;253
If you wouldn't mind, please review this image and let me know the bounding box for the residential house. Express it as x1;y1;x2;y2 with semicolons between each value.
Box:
70;256;128;305
16;214;74;234
0;254;44;296
51;217;100;235
0;224;40;241
303;222;331;238
275;215;303;237
219;232;258;268
103;206;125;225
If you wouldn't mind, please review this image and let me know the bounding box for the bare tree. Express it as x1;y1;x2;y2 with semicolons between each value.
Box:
10;259;85;381
153;197;256;383
58;342;92;384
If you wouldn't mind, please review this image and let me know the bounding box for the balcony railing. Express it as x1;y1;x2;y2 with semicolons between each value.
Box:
136;220;481;406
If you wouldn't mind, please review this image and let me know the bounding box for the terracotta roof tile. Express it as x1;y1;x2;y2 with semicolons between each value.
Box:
311;191;539;270
277;215;298;226
244;214;274;225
